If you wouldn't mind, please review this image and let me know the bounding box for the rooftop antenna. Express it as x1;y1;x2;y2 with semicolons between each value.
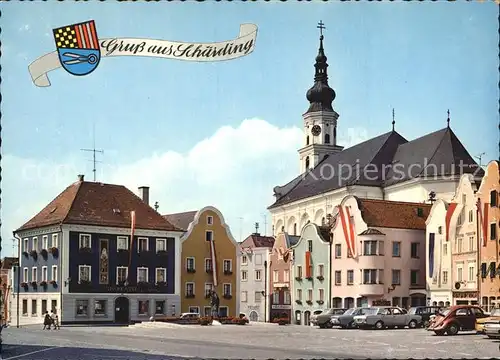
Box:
261;213;268;236
154;202;159;212
255;222;259;234
392;108;395;131
81;123;104;182
475;152;486;168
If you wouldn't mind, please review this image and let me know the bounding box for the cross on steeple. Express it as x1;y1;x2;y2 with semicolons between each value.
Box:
317;20;326;38
392;108;395;131
447;109;450;127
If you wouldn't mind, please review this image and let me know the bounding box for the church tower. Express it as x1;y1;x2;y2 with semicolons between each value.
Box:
298;21;343;173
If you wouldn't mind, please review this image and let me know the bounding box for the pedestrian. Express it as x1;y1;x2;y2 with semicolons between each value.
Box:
52;310;60;330
43;311;52;330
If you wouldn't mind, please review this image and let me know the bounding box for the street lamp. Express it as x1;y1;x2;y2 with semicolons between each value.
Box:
263;260;268;322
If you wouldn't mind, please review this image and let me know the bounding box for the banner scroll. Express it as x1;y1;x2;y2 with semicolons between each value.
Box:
29;23;258;87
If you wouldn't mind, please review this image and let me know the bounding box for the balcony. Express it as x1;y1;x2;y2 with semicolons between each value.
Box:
358;283;384;296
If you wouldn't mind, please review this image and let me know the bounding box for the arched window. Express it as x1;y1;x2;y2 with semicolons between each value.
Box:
490;190;498;207
306;136;310;145
305;156;310;169
333;127;337;143
293;223;297;235
325;133;330;144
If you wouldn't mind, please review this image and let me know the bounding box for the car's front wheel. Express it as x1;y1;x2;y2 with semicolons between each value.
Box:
374;321;384;330
446;323;459;335
325;322;333;329
408;320;417;329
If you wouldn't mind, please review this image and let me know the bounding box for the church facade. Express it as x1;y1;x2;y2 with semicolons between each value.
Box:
268;29;482;237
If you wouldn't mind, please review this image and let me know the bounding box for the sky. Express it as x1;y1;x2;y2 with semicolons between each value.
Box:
1;2;498;257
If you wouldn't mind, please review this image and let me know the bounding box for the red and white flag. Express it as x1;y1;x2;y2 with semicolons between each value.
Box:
127;210;136;278
338;205;357;258
210;239;218;287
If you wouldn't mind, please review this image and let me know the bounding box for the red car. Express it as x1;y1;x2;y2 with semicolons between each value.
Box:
427;305;488;336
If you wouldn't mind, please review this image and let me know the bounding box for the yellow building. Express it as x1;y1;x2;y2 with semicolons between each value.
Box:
164;206;239;317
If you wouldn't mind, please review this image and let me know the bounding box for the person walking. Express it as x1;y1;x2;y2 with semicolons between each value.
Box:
43;311;52;330
51;310;60;330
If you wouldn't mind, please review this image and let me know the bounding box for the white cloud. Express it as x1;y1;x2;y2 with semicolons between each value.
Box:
1;118;370;255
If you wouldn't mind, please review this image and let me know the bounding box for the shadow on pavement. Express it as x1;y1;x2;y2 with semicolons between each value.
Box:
1;344;195;360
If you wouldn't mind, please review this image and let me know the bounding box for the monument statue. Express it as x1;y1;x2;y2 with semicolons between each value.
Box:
210;290;219;318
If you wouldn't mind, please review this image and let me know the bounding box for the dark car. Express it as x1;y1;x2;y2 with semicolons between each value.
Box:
312;308;347;328
427;305;488;335
408;306;443;328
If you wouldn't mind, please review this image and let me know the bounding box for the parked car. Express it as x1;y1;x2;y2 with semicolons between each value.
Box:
476;308;500;333
178;312;200;324
312;308;346;328
331;307;367;328
427;305;488;336
484;319;500;339
309;310;327;326
408;306;443;328
353;306;422;330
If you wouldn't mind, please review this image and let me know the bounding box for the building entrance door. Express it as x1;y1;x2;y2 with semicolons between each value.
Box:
114;297;130;324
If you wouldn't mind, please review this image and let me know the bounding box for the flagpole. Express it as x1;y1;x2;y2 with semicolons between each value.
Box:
476;199;481;309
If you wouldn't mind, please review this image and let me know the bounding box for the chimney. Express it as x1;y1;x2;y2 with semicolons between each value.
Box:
138;186;150;206
78;174;84;182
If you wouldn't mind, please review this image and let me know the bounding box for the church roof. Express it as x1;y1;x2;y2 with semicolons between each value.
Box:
359;199;431;230
163;211;198;231
15;177;180;233
240;233;275;248
269;126;481;209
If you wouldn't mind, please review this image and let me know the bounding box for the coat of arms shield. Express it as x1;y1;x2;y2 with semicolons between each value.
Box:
53;20;101;76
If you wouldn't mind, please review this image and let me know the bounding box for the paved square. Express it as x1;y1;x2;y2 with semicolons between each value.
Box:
1;323;499;359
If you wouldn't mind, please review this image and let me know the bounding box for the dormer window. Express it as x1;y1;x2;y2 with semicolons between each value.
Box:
491;190;498;207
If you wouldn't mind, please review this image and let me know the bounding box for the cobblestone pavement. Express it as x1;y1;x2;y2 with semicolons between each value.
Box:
1;322;499;359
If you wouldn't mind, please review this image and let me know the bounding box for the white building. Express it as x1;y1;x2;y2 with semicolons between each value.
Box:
238;232;274;322
268;30;482;236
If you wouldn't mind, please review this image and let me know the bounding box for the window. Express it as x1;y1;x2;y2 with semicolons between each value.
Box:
410;243;420;258
205;258;213;272
207;216;213;225
273;270;279;282
468;236;474;252
138;237;149;252
318;289;324;301
219;306;228;318
42;235;49;250
41;300;47;314
284;291;291;304
378;269;384;284
32;267;38;282
442;271;448;284
284;270;290;282
185;282;195;296
291;290;302;306
32;237;38;251
318;265;324;277
392;242;401;257
117;236;128;251
410;270;419;286
335;244;341;258
186;257;195;271
491;190;498;207
255;291;262;302
155;300;165;315
241;255;248;265
22;299;28;316
23;238;28;252
223;283;232;296
491;223;497;240
457;267;463;281
78;265;91;283
137;267;149;283
255;270;262;281
76;300;89;316
392;269;401;285
255;254;262;265
469;210;473;223
51;300;57;312
347;270;354;285
438;226;442;234
468;265;475;282
241;291;248;302
241;271;248;281
363;269;377;284
31;299;37;315
52;234;58;248
42;266;48;281
443;243;447;256
272;291;279;303
378;241;384;255
297;266;302;278
335;271;341;285
23;267;28;282
79;234;91;249
156;268;166;283
457;213;463;226
116;267;128;284
307;289;313;301
205;231;213;241
189;306;200;314
204;283;213;297
363;241;377;255
156;238;166;252
457;238;463;253
94;300;107;316
203;306;211;317
138;300;149;315
223;260;232;273
308;240;313;252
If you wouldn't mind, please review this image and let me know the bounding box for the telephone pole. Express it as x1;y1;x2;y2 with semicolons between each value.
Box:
81;123;103;182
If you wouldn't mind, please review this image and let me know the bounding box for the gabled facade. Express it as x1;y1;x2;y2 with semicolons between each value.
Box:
12;175;183;325
166;207;239;317
425;199;452;307
330;195;430;309
477;161;500;311
238;233;274;322
290;223;331;325
268;232;299;322
449;174;479;306
1;257;17;324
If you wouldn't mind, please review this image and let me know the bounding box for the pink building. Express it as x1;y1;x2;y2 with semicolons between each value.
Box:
330;195;431;309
